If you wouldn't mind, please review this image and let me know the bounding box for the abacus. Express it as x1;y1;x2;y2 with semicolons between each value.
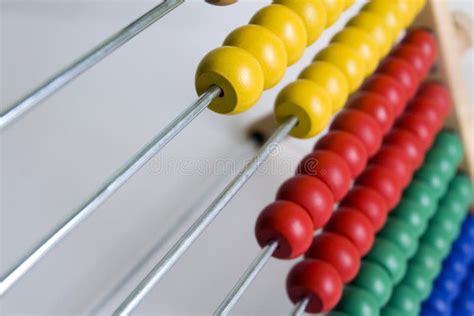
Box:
1;0;473;315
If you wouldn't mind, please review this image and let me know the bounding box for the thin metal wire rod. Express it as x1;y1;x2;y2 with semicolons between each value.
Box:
214;240;279;315
0;86;221;296
291;296;310;316
0;0;184;130
113;116;299;316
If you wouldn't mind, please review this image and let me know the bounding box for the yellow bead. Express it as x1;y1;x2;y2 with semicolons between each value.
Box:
273;0;327;46
321;0;344;26
362;1;404;42
274;79;332;138
392;0;416;27
195;46;264;114
347;11;392;57
299;61;349;113
250;4;307;66
414;0;427;13
344;0;355;9
314;43;366;93
331;27;380;76
223;25;287;90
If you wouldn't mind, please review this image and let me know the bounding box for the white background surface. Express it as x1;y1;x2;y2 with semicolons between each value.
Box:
1;1;473;315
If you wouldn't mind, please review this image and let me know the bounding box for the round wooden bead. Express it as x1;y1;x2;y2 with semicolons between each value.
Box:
391;0;417;27
299;61;349;113
340;186;388;232
381;306;405;316
362;74;407;117
387;285;421;316
424;147;457;179
325;207;375;255
366;238;407;283
378;57;419;99
403;29;437;64
274;79;332;139
223;25;287;90
286;259;343;313
433;131;464;164
424;288;452;315
331;27;380;76
348;91;394;133
315;131;368;177
415;165;449;199
417;82;452;116
384;128;425;169
297;150;352;201
250;4;307;66
352;261;393;307
378;217;419;258
276;175;335;229
347;11;392;56
335;286;379;316
321;0;344;26
330;109;383;157
407;97;444;130
391;199;428;236
437;197;468;226
403;180;438;218
255;201;313;259
362;1;404;42
195;46;264;114
306;232;361;283
274;0;327;45
205;0;237;5
401;265;433;301
410;244;442;280
314;43;366;93
371;145;413;188
357;165;402;210
392;44;429;79
447;174;474;206
430;208;461;242
421;224;452;258
397;113;437;151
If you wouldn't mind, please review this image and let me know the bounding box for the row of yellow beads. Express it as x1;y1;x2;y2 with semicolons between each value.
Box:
195;0;354;115
274;0;426;139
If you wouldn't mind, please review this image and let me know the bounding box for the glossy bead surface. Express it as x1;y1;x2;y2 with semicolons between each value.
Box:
306;232;361;283
403;29;437;64
397;113;437;151
286;259;343;313
387;285;421;316
297;150;352;201
340;186;388;231
347;11;392;56
314;43;366;92
250;4;307;65
379;217;419;258
331;27;380;76
325;207;375;255
357;165;402;210
351;261;393;307
391;199;428;236
401;264;433;301
363;74;407;117
362;1;403;41
417;82;452;116
425;148;457;179
378;57;419;99
430;209;461;242
299;61;349;113
392;44;428;79
411;244;442;280
421;224;452;258
274;79;332;138
274;0;327;45
224;25;287;89
321;0;344;26
381;306;404;316
371;145;413;188
385;128;425;169
433;131;464;164
392;0;416;27
415;165;449;199
315;131;368;177
348;91;394;133
276;175;335;229
255;201;313;259
195;46;264;114
335;286;379;316
366;238;407;283
403;180;438;218
330;109;383;157
447;174;474;206
408;97;444;130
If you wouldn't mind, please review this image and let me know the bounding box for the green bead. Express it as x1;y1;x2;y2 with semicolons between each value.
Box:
415;165;448;199
433;130;464;164
387;284;421;316
401;264;433;301
438;196;468;223
351;261;393;307
366;238;407;283
403;180;438;218
336;286;379;316
446;174;474;206
410;244;442;280
378;217;419;258
421;224;451;258
381;306;405;316
430;210;461;242
425;148;456;179
391;199;428;236
326;312;349;316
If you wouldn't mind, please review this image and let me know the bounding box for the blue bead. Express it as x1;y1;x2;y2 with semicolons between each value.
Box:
433;269;461;301
424;287;452;315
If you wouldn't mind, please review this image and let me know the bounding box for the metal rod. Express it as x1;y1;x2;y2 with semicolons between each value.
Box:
113;116;298;316
0;86;221;296
0;0;184;130
291;296;310;316
214;240;279;315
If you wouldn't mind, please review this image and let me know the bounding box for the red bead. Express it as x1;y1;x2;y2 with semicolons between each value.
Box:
407;97;444;130
314;131;368;177
297;150;352;201
363;74;407;117
378;57;419;99
255;201;313;259
384;128;425;169
370;145;413;188
356;165;402;209
392;44;428;79
324;207;375;255
340;186;388;232
347;91;395;133
403;29;437;65
286;259;343;313
306;232;361;283
417;81;452;116
276;175;335;229
396;113;437;150
330;109;383;157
